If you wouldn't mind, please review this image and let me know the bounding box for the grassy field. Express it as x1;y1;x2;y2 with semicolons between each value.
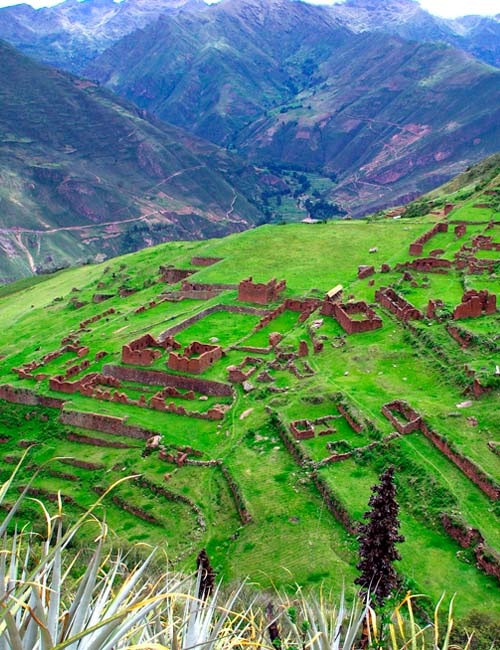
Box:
0;179;499;617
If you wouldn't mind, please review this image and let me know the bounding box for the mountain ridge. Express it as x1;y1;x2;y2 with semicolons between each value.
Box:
0;38;270;283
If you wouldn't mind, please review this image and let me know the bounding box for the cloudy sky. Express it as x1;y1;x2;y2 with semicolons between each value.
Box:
0;0;497;19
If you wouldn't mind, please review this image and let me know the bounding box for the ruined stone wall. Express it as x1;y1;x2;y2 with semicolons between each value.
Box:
419;421;500;500
122;346;161;366
227;357;261;383
337;403;363;433
398;258;452;274
376;287;422;321
327;301;382;334
167;341;222;374
453;290;497;320
159;267;194;284
472;235;500;251
290;419;315;440
381;400;422;434
0;384;65;409
446;325;473;348
357;265;375;279
80;308;115;330
475;545;500;581
441;513;483;548
409;223;448;256
103;364;233;397
191;256;223;266
237;277;286;304
60;409;156;439
440;514;500;580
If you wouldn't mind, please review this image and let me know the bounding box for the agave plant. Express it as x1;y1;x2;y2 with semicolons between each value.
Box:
0;452;182;649
0;452;472;650
0;453;264;650
266;587;368;650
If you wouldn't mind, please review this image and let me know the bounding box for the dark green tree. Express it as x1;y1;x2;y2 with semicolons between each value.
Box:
355;466;404;606
196;548;215;601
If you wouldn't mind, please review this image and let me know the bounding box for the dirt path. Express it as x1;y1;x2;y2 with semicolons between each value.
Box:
226;189;237;219
13;233;36;273
0;164;207;237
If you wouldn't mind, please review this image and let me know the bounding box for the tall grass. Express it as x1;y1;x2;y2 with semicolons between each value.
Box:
0;454;473;649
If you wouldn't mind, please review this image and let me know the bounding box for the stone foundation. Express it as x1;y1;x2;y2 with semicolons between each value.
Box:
238;277;286;304
376;287;422;322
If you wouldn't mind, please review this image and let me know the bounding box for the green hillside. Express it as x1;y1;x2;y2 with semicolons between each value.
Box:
0;162;499;619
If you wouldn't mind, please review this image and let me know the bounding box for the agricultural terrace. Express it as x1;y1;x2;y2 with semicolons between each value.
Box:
0;182;499;618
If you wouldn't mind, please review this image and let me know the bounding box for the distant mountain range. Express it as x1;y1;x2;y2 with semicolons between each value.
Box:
0;39;270;283
83;0;500;214
1;0;498;71
0;0;499;278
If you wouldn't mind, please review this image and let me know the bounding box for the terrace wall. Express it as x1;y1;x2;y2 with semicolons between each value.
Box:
381;400;422;434
159;267;194;284
103;364;233;397
60;409;157;439
191;256;223;266
0;384;65;409
160;304;267;338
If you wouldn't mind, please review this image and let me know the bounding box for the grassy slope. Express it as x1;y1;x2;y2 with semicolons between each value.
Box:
0;174;499;615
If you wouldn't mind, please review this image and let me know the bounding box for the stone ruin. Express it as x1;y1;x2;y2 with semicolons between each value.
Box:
159;266;194;284
453;290;497;320
79;308;115;330
290;419;315;440
168;341;223;374
92;293;114;303
321;299;382;334
357;265;375;280
227;357;263;384
375;287;422;322
471;234;500;252
397;257;452;274
381;400;422;434
191;256;223;267
49;372;121;395
426;299;444;320
237;277;286;305
409;222;448;256
290;415;341;440
122;333;180;366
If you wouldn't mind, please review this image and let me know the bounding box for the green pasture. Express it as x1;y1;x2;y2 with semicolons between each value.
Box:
0;213;499;614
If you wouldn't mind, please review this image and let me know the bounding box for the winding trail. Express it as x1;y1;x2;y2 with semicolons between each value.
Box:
13;233;36;273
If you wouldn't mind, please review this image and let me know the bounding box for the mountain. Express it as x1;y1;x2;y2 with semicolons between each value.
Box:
84;0;500;215
0;0;206;72
327;0;500;68
1;0;499;219
86;0;350;146
1;0;498;74
0;39;270;283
